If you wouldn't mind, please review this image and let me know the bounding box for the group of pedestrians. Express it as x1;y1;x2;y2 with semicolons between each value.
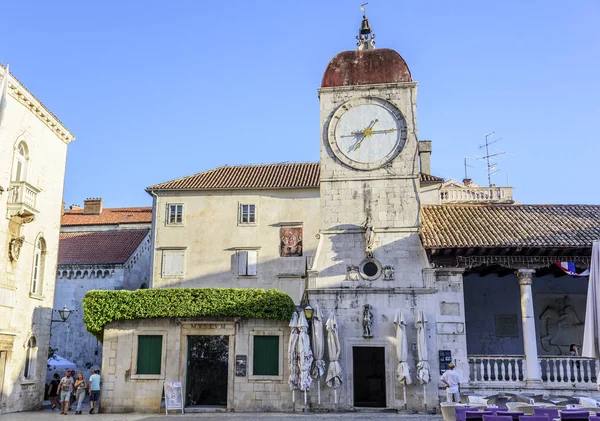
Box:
47;369;101;415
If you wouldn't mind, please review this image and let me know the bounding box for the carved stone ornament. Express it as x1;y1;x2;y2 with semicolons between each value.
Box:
346;265;360;282
361;216;375;258
382;265;394;281
9;236;25;262
363;304;374;338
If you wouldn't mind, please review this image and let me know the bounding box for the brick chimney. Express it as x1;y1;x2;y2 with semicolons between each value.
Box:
83;198;103;215
463;178;472;186
418;140;432;175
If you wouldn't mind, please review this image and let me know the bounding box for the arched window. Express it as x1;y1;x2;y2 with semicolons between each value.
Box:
24;336;37;379
31;237;46;295
12;141;29;182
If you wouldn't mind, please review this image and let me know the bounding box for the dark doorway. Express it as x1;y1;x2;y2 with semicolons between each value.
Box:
186;335;229;407
353;346;386;407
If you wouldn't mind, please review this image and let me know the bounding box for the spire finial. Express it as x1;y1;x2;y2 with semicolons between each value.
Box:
357;3;376;50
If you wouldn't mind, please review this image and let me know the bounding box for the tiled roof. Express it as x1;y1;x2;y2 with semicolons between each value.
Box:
420;173;444;183
147;162;442;191
421;204;600;249
62;207;152;226
58;230;149;265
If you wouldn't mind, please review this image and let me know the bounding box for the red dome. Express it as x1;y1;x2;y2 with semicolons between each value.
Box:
321;48;412;88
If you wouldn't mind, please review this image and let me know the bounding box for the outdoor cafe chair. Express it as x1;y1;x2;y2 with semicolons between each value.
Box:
457;407;477;421
534;408;559;420
560;410;590;421
467;410;493;421
589;416;600;421
482;415;512;421
497;411;525;421
519;416;551;421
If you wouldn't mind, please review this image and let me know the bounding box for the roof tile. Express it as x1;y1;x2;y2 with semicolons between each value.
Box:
62;207;152;226
58;230;149;265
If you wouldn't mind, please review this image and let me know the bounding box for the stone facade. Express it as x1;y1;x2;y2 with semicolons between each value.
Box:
0;65;74;414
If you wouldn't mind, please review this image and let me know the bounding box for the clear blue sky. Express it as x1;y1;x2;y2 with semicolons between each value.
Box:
3;0;599;207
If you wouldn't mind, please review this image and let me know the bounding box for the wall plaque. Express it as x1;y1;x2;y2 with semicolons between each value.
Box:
280;227;302;257
236;355;247;377
495;314;519;337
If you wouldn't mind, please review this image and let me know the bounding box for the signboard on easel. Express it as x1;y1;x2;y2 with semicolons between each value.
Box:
163;381;184;414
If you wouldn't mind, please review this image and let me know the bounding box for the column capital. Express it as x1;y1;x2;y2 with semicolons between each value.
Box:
516;268;535;285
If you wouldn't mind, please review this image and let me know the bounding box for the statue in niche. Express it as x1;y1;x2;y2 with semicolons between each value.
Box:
363;304;374;338
346;265;360;282
539;295;584;355
361;216;375;258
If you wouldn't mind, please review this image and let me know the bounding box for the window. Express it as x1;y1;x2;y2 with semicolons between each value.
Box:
136;335;163;375
161;249;184;277
30;237;45;295
24;336;37;379
239;204;256;224
12;141;28;182
237;250;257;276
166;204;184;225
253;336;279;376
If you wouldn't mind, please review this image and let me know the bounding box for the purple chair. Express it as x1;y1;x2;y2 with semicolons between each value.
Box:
560;411;590;421
457;408;475;421
467;411;494;421
483;415;512;421
534;408;560;420
519;416;551;421
497;411;525;421
589;417;600;421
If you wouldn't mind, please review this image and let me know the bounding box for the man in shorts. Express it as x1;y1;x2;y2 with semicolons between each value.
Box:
88;369;101;414
58;370;74;415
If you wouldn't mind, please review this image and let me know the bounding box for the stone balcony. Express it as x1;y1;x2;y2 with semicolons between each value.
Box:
7;181;40;221
440;186;514;204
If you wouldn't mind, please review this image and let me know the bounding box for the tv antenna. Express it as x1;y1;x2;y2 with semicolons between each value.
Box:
478;131;505;187
463;157;474;180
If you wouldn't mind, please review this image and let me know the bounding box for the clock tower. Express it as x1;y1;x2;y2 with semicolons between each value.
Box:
311;12;429;289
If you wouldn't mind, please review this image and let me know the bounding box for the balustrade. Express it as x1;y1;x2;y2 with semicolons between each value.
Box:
440;186;513;204
539;356;598;385
7;181;39;213
468;355;525;383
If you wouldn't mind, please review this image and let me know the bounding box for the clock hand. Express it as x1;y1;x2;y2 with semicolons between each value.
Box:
369;128;399;134
351;119;379;136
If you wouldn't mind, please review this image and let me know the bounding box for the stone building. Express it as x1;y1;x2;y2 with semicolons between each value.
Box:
0;64;75;414
51;200;152;381
98;14;600;413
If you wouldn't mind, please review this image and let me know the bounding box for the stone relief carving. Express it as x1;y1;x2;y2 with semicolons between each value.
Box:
382;265;394;280
361;216;375;258
538;295;584;355
9;236;24;262
346;265;360;282
363;304;373;338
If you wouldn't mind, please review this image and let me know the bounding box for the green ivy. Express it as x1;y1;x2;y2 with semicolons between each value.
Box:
83;288;296;341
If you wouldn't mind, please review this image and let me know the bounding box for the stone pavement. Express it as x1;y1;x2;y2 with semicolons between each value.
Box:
0;410;443;421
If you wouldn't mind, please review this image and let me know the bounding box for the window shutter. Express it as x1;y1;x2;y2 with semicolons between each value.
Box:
253;336;279;375
237;251;248;275
247;251;257;276
137;335;162;375
162;250;184;276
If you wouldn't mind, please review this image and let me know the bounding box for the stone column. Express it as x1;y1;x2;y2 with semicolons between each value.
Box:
517;268;541;383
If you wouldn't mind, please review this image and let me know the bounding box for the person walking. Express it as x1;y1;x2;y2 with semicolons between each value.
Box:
74;372;87;414
58;370;74;415
48;373;60;410
88;369;101;414
440;363;463;403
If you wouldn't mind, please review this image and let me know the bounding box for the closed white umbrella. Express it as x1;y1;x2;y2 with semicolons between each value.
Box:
583;241;600;358
288;312;300;409
325;314;342;410
297;311;314;412
310;305;325;406
394;310;411;410
415;310;431;411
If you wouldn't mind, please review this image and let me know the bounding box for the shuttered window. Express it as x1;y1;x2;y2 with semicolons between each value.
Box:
162;250;184;277
253;335;279;376
237;250;257;276
136;335;163;375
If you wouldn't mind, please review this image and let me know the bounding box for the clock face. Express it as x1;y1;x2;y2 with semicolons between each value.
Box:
327;98;407;170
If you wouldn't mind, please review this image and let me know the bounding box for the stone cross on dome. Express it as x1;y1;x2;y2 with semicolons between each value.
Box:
357;3;376;50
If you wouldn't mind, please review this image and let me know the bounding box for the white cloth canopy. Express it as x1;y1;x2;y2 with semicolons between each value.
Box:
583;241;600;358
288;312;300;391
394;310;412;385
415;310;430;384
325;314;342;389
310;305;325;380
47;354;77;372
297;312;313;391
